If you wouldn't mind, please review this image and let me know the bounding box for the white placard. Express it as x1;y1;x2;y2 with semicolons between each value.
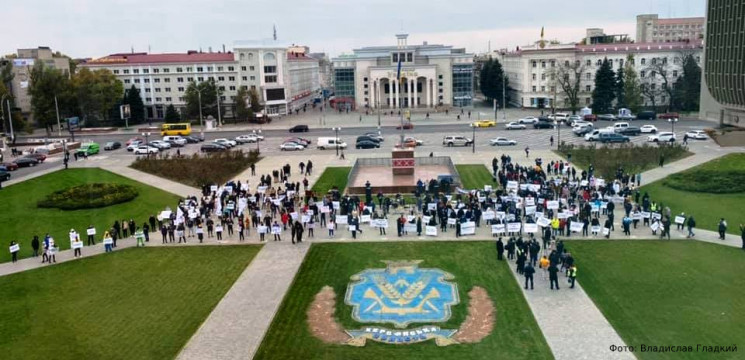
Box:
72;242;83;249
257;186;268;193
373;219;389;228
461;221;476;235
86;228;96;236
580;180;589;187
591;225;601;233
336;215;348;224
482;211;495;220
507;222;522;233
524;223;538;233
525;206;536;215
528;184;541;192
496;211;506;220
506;181;518;190
348;225;357;232
302;215;311;223
9;244;20;253
596;178;606;187
258;226;268;234
210;185;218;192
537;217;551;227
225;185;233;193
320;206;330;213
632;212;642;221
332;201;340;210
491;224;506;234
160;211;172;219
602;228;610;236
674;216;685;224
404;223;417;233
422;216;431;224
484;185;492;192
570;222;584;233
447;218;457;225
641;211;651;219
360;215;371;223
650;222;660;232
271;226;281;235
290;212;299;220
591;204;600;213
428;203;437;211
652;213;662;220
547;201;559;210
557;212;569;219
103;238;113;245
406;215;415;222
425;226;437;236
525;197;535;206
478;196;486;203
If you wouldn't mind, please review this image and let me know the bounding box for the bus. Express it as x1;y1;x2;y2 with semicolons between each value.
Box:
161;123;192;136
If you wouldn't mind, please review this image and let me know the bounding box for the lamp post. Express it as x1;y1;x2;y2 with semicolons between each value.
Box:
1;95;13;142
669;117;678;134
54;95;62;136
470;123;476;154
196;89;204;138
333;127;341;156
252;129;262;154
142;132;151;157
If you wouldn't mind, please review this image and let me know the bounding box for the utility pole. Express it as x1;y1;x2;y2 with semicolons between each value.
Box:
197;90;204;137
54;95;62;136
6;99;13;142
502;72;507;120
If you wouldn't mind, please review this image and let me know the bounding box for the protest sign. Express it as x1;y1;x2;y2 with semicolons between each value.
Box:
301;215;311;223
537;217;551;227
641;211;651;219
447;218;457;225
570;222;584;233
650;222;660;232
428;203;437;211
591;225;601;233
507;222;522;233
336;215;348;224
425;226;437;236
525;206;536;216
674;216;685;225
461;222;476;235
348;225;357;232
524;223;538;233
332;201;340;209
86;228;96;236
271;226;281;235
9;244;19;253
491;224;506;234
602;228;610;236
72;242;83;249
360;215;371;223
547;201;559;210
482;211;495;220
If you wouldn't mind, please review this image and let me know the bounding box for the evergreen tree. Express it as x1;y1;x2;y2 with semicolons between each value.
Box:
248;88;263;114
184;79;221;119
623;55;643;113
591;58;616;114
164;104;181;123
615;67;626;109
234;87;253;122
123;85;146;124
675;54;701;112
479;58;510;106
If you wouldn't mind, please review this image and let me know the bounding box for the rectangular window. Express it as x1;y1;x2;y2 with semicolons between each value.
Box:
241;85;248;90
218;76;225;81
551;60;555;67
165;97;172;102
641;58;646;65
142;69;149;74
251;85;256;90
249;66;255;71
219;86;225;91
241;66;247;71
586;85;591;92
144;79;150;83
673;70;678;77
586;73;592;80
532;86;537;92
197;77;204;81
407;53;412;62
228;66;235;71
532;74;537;80
186;67;193;72
229;86;236;91
532;61;537;68
541;86;545;92
220;96;226;101
153;68;159;73
197;67;203;72
145;88;151;92
228;76;235;81
207;67;213;72
242;76;247;81
113;69;120;74
217;66;223;71
586;97;591;105
640;71;646;77
178;87;185;92
155;88;161;92
146;98;152;102
163;68;170;73
165;87;171;92
187;77;194;81
250;76;256;80
134;79;140;83
164;78;170;83
586;60;591;66
392;53;398;63
124;79;130;83
265;75;277;83
176;67;183;73
541;74;546;80
155;97;161;102
133;69;139;74
178;97;184;102
263;66;277;73
154;78;160;83
177;77;184;82
541;61;546;68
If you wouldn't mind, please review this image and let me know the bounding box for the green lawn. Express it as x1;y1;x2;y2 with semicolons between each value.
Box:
642;154;745;234
311;166;351;195
569;241;745;359
0;245;261;360
455;164;494;190
255;242;552;360
0;168;180;263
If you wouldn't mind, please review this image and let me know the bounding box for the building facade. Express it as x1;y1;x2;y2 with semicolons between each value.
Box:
636;14;705;43
331;34;474;110
80;41;320;119
699;0;745;125
499;39;703;110
1;47;71;120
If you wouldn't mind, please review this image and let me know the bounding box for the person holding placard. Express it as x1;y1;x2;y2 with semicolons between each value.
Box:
9;241;19;263
272;222;282;241
86;225;96;246
718;218;727;240
103;231;113;253
72;236;83;258
496;238;504;260
215;223;223;241
660;217;671;240
294;221;304;244
47;237;56;263
160;224;168;244
327;220;335;238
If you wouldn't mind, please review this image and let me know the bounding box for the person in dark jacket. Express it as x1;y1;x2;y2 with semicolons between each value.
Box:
548;264;560;290
496;238;504;260
294;221;304;244
740;224;745;250
416;216;422;236
686;216;696;238
523;263;535;290
31;235;40;257
718;218;727;240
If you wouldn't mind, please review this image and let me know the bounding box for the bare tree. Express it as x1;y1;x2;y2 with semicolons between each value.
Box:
642;50;695;112
549;60;586;114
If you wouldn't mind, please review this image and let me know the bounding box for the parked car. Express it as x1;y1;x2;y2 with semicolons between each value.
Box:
489;137;517;146
200;143;228;152
396;138;418;148
573;124;594;136
472;120;496;127
585;129;614;141
533;120;555;129
289;125;310;133
280;141;305;151
685;130;708;140
356;140;380;149
104;141;122;150
505;122;527;130
13;157;39;167
0;169;9;181
658;112;679;120
636;111;657;120
567;115;583;126
597;114;617;121
442;136;473;147
548;113;569;123
617;126;642;136
648;132;676;142
184;135;203;143
148;140;171;150
235;134;264;143
318;137;348;150
134;146;159;155
286;137;311;146
583;114;598;122
363;132;384;142
612;122;630;132
24;153;48;162
126;141;143;151
518;116;539;124
396;122;414;130
617;113;636;121
163;136;187;146
355;135;382;144
125;137;144;146
1;162;19;171
598;133;630;143
640;125;658;133
213;138;236;148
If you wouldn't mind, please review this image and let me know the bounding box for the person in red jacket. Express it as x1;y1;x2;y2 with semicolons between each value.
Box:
281;212;290;230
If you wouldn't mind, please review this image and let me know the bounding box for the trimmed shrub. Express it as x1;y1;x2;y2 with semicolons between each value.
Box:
130;150;260;188
663;170;745;194
557;142;691;179
38;183;139;210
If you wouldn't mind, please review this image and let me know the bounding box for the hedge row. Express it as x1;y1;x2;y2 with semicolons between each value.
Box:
37;183;139;210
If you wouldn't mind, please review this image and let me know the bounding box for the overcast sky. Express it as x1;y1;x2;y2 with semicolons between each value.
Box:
3;0;704;59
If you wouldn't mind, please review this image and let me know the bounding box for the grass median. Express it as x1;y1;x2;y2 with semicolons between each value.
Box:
455;164;494;190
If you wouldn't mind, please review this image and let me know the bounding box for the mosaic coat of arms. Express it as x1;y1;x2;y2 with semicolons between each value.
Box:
307;260;495;347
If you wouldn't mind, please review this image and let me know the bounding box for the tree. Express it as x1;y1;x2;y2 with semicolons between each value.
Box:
233;87;253;122
123;85;146;124
615;67;626;109
623;55;643;113
591;58;616;114
248;88;263;114
479;58;510;107
673;54;701;112
549;60;586;114
28;62;73;134
164;104;181;123
184;79;222;120
72;68;123;124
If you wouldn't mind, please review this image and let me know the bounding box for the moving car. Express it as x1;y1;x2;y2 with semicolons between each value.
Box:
489;137;517;146
396;138;418;148
583;114;598;122
13;157;39;167
184;135;203;143
1;162;19;171
24;153;48;162
125;137;144;146
658;112;679;120
280;141;305;151
104;141;122;150
617;113;636;121
442;136;473;147
363;132;384;142
548;113;569;123
518;116;539;124
597;114;617;121
685;130;708;140
617;126;642;136
355;135;382;144
584;129;614;141
505;122;527;130
126;141;143;151
567;115;583;126
404;136;423;146
640;125;658;133
200;143;228;152
236;134;264;143
76;143;99;156
318;137;348;150
472;119;496;128
573;124;594;136
396;122;414;130
533;120;555;129
0;169;9;182
148;140;171;150
286;137;311;146
636;111;657;120
289;125;309;133
356;140;380;149
163;136;187;146
647;132;676;143
213;138;237;148
598;133;630;143
134;146;159;155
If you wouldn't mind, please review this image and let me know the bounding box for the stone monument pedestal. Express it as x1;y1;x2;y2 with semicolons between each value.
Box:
391;149;415;176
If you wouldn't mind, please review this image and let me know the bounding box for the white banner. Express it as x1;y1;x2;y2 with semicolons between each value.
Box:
72;242;83;249
602;228;610;236
103;238;113;245
360;215;371;223
86;228;96;236
425;226;437;236
302;215;311;223
524;223;538;233
258;225;268;234
537;217;551;227
404;223;417;233
525;206;536;215
570;222;584;233
349;225;357;232
447;218;457;225
491;224;506;234
547;201;559;210
632;212;642;221
591;225;601;233
9;244;19;253
428;203;437;211
332;201;340;210
461;221;476;235
271;226;281;235
507;222;522;233
674;216;685;224
482;211;495;220
336;215;348;224
641;211;651;219
372;219;389;228
650;222;660;232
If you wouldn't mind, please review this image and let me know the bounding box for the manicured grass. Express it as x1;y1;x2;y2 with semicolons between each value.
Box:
0;245;261;360
255;242;552;360
311;166;351;195
0;168;180;263
455;164;494;190
642;154;745;234
568;241;745;359
556;143;691;179
130;150;259;188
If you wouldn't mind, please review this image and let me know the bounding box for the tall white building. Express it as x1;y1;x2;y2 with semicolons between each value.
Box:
636;14;705;44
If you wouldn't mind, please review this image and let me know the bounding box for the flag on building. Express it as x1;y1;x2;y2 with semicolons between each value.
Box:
396;58;402;81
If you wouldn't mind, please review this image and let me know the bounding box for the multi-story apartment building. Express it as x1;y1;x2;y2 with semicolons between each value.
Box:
331;34;474;110
636;14;705;43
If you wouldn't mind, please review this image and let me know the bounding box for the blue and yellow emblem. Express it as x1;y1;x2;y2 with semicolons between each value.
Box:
345;260;460;328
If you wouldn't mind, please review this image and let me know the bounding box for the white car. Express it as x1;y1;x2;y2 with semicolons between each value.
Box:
280;142;305;151
648;132;676;143
518;116;539;124
162;136;187;146
685;130;708;140
214;138;237;147
134;146;158;155
506;122;527;130
567;115;583;126
149;140;171;149
404;136;423;145
489;137;517;146
640;125;658;134
235;134;263;144
126;141;143;151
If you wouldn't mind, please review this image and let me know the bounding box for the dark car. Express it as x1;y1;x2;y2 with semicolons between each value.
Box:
598;133;630;143
583;114;597;122
24;153;47;162
200;143;228;152
396;122;414;130
13;157;39;167
356;135;382;144
184;135;202;143
533;120;555;129
355;140;380;149
104;141;122;150
618;126;642;136
636;111;657;120
289;125;309;133
0;169;10;182
1;162;19;171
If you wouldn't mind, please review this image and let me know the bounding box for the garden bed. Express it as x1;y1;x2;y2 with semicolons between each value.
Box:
130;150;260;188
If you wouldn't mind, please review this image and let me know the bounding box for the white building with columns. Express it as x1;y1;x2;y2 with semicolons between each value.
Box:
331;34;474;110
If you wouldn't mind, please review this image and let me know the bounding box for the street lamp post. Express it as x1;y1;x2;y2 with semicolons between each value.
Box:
197;90;204;138
253;129;262;154
1;96;13;142
669;118;678;134
470;124;476;154
333;127;341;156
54;95;62;136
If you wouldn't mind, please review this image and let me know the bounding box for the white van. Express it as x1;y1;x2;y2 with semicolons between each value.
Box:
613;122;630;132
317;137;347;150
163;135;187;146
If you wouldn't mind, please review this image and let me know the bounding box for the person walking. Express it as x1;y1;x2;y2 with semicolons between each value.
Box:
525;146;530;158
686;215;696;238
659;154;665;168
549;135;554;148
31;235;40;257
496;238;504;260
272;221;282;241
568;264;577;289
718;218;727;240
523;262;535;290
548;264;560;290
103;231;113;253
177;223;186;243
